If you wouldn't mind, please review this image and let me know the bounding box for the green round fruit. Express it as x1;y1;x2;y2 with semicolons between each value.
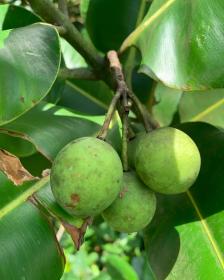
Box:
50;137;123;218
128;132;146;168
135;127;201;194
102;172;156;233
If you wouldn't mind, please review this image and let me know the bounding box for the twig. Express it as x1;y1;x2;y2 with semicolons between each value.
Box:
106;51;131;170
128;90;159;131
97;91;122;140
28;0;104;71
58;0;69;17
59;67;98;80
121;98;130;172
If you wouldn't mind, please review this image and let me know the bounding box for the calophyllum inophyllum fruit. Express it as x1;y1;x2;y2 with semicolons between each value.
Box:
135;127;201;194
50;137;123;218
102;172;156;233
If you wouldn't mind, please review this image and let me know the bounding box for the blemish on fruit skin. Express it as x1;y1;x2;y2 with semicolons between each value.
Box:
71;193;80;203
119;187;128;198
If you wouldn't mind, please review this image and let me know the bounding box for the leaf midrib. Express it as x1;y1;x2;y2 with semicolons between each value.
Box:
120;0;176;52
187;190;224;270
0;176;49;219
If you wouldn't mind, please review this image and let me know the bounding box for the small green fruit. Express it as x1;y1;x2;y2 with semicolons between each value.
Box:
50;137;123;218
102;172;156;233
128;132;146;168
135;127;201;194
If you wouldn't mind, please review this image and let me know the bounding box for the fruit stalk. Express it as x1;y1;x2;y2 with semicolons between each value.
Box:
97;90;122;140
128;90;159;132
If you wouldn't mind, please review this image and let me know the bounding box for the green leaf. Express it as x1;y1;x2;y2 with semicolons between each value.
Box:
0;4;40;30
144;122;224;279
0;133;36;157
0;202;64;280
0;102;101;160
81;0;145;52
0;172;48;219
152;83;182;126
179;89;224;128
59;80;112;114
105;255;139;280
60;38;87;69
121;0;224;90
0;23;61;125
131;68;154;104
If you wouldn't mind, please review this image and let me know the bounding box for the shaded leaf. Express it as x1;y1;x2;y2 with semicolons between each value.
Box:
121;0;224;90
0;4;40;30
0;133;36;157
21;152;51;177
179;89;224;128
144;122;224;279
0;149;35;185
58;80;110;115
0;23;61;124
81;0;144;52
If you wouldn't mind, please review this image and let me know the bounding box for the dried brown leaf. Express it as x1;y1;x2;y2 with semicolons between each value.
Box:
0;149;36;185
62;217;93;250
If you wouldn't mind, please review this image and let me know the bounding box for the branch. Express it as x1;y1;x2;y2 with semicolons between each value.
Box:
97;90;122;140
121;101;129;172
28;0;104;71
59;67;98;80
128;91;159;131
58;0;69;17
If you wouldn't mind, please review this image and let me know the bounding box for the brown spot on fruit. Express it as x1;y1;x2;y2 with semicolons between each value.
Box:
71;193;80;203
20;96;25;103
119;187;128;198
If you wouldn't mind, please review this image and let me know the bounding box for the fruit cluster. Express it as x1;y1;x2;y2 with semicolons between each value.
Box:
50;127;201;233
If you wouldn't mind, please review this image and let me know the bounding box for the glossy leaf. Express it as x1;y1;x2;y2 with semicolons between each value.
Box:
121;0;224;90
0;23;60;125
179;89;224;128
152;83;182;126
0;102;101;161
81;0;145;52
144;122;224;279
0;172;64;280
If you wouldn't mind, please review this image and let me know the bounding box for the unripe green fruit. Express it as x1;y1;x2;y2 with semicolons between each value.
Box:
135;127;201;194
128;133;146;168
102;172;156;233
50;137;123;218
